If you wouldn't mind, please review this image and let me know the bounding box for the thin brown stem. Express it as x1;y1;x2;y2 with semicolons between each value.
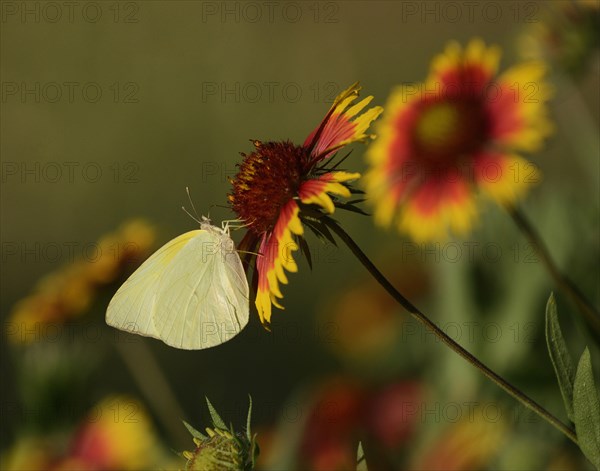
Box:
323;218;578;445
508;205;600;340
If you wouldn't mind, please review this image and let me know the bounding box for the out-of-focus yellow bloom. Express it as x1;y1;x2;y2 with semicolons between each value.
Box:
2;396;170;471
6;219;156;345
412;404;507;470
64;396;161;470
321;257;430;364
365;39;552;242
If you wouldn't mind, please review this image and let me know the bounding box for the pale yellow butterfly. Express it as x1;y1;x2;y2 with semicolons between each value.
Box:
106;216;249;349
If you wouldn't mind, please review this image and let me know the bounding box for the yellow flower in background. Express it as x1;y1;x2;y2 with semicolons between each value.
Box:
412;404;508;470
62;396;161;471
365;39;553;242
229;83;382;325
2;396;169;471
321;257;430;365
7;219;156;345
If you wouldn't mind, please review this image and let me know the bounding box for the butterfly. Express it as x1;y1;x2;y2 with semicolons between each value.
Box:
106;216;249;349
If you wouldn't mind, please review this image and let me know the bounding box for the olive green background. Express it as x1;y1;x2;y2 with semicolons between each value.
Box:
2;0;599;468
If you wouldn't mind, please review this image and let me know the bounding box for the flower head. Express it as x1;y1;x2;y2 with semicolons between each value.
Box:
182;397;258;471
365;39;553;242
66;396;161;471
229;83;382;325
1;396;165;471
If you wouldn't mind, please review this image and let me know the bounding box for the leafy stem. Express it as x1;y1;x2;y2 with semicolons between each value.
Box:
322;217;578;445
508;205;600;342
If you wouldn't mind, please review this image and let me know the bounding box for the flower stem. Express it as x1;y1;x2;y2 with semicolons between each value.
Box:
508;205;600;340
323;218;578;445
114;340;189;446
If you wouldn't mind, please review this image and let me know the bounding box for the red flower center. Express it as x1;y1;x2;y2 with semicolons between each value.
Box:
229;141;309;234
412;97;489;165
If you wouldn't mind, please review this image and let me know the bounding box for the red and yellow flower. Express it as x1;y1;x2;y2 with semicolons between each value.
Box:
365;39;553;242
229;83;382;325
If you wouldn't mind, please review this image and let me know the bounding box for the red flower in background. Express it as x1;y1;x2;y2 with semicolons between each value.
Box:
298;379;422;471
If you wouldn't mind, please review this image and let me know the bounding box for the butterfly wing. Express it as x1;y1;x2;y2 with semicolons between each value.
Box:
152;230;250;349
106;230;203;339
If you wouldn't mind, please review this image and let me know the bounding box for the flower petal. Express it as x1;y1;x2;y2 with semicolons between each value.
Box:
473;152;541;205
304;83;383;160
364;87;423;227
488;61;554;152
429;38;501;97
255;200;303;325
299;172;361;214
399;175;478;243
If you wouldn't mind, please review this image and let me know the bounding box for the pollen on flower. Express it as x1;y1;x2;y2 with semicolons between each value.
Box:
413;99;489;161
229;140;309;234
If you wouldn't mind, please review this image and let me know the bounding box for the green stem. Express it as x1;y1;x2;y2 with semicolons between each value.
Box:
508;205;600;340
323;218;578;445
114;340;189;446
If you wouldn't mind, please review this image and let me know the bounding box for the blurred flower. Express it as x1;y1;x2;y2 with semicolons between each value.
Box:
519;1;600;77
7;219;156;345
299;378;365;471
298;378;421;470
411;404;507;471
229;83;382;325
182;398;258;471
325;280;402;361
365;39;553;242
365;382;421;449
321;256;429;365
59;396;162;471
2;396;167;471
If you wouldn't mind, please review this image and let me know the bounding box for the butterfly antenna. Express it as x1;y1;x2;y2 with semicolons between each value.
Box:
186;187;201;221
182;205;201;224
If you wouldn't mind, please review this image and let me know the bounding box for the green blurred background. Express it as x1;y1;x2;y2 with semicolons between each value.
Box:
1;1;599;469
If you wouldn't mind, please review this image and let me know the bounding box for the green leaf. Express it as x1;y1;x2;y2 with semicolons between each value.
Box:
298;236;313;270
573;348;600;469
335;201;370;216
183;420;207;440
205;397;227;430
545;293;576;420
302;218;337;246
356;442;368;471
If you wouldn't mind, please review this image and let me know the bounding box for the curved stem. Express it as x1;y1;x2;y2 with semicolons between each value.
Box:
508;205;600;340
323;218;578;445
